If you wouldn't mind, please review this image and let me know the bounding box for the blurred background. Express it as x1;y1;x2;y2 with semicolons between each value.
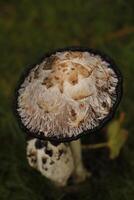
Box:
0;0;134;199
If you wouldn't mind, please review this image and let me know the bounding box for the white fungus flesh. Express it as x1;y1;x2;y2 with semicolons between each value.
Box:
17;51;118;140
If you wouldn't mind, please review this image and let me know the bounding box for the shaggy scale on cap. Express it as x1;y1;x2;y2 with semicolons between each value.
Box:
15;48;122;141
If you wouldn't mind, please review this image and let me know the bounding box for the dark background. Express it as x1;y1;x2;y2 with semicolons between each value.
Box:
0;0;134;199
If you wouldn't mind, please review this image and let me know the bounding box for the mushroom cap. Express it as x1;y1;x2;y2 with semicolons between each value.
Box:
15;47;122;142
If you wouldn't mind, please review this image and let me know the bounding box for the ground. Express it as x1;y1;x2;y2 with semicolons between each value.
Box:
0;0;134;200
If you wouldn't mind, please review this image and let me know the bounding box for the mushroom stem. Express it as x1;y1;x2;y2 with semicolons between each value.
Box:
70;139;90;183
70;139;83;169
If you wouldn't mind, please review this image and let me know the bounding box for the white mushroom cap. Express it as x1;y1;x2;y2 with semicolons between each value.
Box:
16;48;122;141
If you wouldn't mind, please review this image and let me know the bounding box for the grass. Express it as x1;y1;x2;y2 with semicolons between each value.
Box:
0;0;134;199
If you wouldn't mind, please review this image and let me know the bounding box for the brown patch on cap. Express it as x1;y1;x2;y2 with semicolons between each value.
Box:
42;77;48;84
71;67;75;70
60;62;68;68
28;76;32;83
58;81;64;93
42;77;54;88
65;51;83;59
62;68;68;72
54;76;60;80
43;56;59;70
68;70;78;85
74;94;91;100
77;64;91;78
102;101;107;108
34;68;40;79
79;103;85;109
70;108;77;121
65;52;71;59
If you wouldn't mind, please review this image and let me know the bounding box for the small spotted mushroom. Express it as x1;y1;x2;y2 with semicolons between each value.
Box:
15;47;122;186
26;137;74;186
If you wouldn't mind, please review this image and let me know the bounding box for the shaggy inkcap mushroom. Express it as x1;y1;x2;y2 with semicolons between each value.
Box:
15;47;122;142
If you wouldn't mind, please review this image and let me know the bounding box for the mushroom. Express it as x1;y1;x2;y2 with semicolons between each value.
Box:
26;137;74;186
15;47;122;186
